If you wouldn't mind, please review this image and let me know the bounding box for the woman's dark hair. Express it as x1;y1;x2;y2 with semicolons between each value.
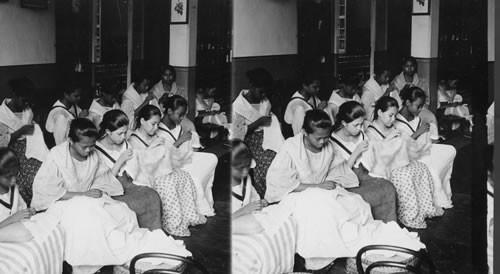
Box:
374;96;399;120
8;77;35;98
333;101;365;131
400;86;426;105
136;105;162;129
303;109;332;134
402;56;418;67
300;72;320;86
160;65;177;82
132;70;150;85
246;68;273;89
159;94;188;115
68;118;99;142
99;109;129;137
0;148;20;177
374;65;391;78
102;80;125;96
231;139;253;169
339;74;361;88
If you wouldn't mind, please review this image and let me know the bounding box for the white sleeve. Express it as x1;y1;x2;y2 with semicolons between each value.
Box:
230;112;248;140
53;115;69;145
0;123;11;147
291;107;306;135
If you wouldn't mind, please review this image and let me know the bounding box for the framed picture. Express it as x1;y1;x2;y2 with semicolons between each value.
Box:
412;0;430;15
171;0;189;24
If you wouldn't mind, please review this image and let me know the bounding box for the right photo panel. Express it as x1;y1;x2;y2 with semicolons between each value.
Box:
229;0;493;273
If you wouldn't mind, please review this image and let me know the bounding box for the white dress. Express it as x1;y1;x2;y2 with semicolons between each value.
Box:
157;122;218;216
45;100;83;145
394;113;456;208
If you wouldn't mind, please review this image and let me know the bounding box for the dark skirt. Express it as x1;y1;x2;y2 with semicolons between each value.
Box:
348;164;398;223
112;174;163;230
244;130;277;198
9;139;42;206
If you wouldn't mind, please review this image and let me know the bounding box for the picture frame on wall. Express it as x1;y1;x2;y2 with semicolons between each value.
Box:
171;0;189;24
412;0;430;15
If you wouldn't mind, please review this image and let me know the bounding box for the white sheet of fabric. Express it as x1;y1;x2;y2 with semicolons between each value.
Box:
232;90;284;152
121;84;148;130
95;140;174;188
258;187;425;270
0;99;48;161
157;123;217;216
265;133;359;203
30;142;190;273
45;100;82;145
326;90;361;122
0;185;27;222
284;91;320;135
88;99;121;129
362;76;402;121
394;114;455;208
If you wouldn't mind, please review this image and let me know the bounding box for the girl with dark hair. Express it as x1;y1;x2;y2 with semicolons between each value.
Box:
121;71;155;130
232;68;284;199
395;87;456;209
366;96;444;228
325;74;362;122
0;77;49;205
151;65;186;101
284;73;327;135
361;66;401;122
158;95;219;217
88;80;123;129
45;82;89;145
330;101;397;223
392;56;439;138
96;109;205;236
32;118;191;272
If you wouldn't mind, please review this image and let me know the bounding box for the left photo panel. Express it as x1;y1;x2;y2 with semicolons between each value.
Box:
0;0;232;273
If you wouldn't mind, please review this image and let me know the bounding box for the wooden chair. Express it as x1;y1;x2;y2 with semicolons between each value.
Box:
129;253;209;274
355;245;435;274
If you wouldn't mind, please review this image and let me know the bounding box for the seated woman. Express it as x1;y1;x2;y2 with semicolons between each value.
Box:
121;72;155;130
392;56;439;139
265;109;424;270
88;80;123;129
325;75;362;122
31;118;191;273
437;75;472;132
361;66;401;122
0;147;36;243
195;85;228;138
329;102;397;223
0;77;48;205
96;108;205;236
284;74;327;136
231;140;297;274
394;86;456;209
156;96;218;217
365;96;444;228
45;82;89;146
231;68;284;198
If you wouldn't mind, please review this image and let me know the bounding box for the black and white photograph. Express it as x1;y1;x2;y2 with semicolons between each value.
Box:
0;0;496;273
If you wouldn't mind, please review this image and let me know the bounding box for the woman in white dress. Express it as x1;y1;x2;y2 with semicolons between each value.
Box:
31;118;191;274
365;96;444;228
394;86;456;209
157;95;218;217
88;80;122;129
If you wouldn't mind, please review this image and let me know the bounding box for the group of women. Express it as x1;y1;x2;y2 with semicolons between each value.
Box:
0;65;219;273
231;57;460;272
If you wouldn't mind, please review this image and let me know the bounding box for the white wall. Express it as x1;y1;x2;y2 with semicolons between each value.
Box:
410;0;439;58
0;0;55;66
233;0;297;58
169;0;198;67
488;0;494;62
